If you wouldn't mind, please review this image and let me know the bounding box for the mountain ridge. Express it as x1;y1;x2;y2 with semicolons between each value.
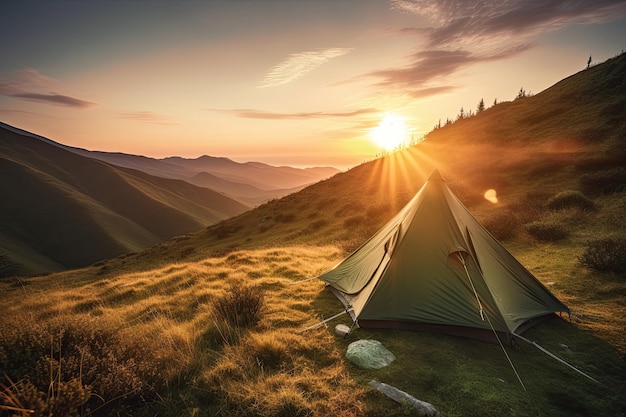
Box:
0;126;249;276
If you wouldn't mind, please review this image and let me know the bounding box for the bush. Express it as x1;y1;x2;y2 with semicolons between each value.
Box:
343;215;365;229
366;203;391;219
546;191;596;211
307;219;329;231
274;212;296;223
211;282;265;328
0;316;162;417
579;168;626;195
525;220;569;242
482;209;519;241
579;236;626;273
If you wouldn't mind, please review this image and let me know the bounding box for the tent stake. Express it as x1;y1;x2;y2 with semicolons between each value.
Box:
296;309;352;334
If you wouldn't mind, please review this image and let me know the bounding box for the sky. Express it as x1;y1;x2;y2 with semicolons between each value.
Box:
1;1;625;169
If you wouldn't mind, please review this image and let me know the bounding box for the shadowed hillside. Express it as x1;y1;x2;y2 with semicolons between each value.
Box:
1;54;625;416
0;126;249;276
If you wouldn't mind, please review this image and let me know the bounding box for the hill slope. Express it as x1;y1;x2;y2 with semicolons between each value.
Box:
70;149;339;205
0;125;249;276
1;54;625;416
0;122;340;206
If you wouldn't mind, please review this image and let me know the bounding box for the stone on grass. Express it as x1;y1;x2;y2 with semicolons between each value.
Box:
345;339;395;369
369;380;439;417
335;324;351;337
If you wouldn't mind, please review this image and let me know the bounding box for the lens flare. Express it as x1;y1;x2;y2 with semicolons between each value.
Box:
484;189;498;204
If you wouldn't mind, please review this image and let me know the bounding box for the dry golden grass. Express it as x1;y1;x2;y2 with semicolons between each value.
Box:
3;54;626;414
1;245;372;416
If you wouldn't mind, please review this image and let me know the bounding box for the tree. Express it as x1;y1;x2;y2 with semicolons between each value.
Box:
457;107;465;120
477;98;485;113
587;55;592;69
493;98;498;106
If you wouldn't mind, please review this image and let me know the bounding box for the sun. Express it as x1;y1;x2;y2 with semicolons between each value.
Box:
370;113;410;151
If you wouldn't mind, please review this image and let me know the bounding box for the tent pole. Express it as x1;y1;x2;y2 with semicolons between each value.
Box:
512;333;601;384
458;253;526;391
290;276;320;285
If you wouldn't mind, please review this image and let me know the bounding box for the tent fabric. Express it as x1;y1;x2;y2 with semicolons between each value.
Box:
318;170;569;339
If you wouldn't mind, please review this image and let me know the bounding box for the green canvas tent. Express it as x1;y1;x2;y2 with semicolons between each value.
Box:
318;170;569;343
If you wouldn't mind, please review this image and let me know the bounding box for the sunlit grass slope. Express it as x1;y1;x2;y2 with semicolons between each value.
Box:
2;54;625;416
0;128;249;276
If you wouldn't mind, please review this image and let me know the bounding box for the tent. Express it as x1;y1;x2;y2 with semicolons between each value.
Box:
318;170;569;343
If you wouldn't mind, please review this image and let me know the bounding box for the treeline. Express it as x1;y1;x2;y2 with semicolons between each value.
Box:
433;86;533;130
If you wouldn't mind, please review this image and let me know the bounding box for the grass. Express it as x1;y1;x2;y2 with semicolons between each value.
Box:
2;53;626;416
4;143;625;415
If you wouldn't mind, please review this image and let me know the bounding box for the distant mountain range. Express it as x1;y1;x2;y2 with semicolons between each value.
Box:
0;123;339;206
0;123;339;276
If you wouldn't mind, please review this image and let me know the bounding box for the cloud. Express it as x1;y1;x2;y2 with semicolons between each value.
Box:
117;111;176;125
365;44;531;91
373;0;626;100
211;107;379;120
9;92;96;108
0;67;97;109
408;85;458;99
260;47;353;88
391;0;626;48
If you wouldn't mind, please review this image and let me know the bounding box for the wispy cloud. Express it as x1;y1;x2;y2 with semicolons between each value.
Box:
391;0;626;48
0;67;97;109
360;0;621;96
0;108;64;118
211;107;378;120
8;92;96;108
260;48;353;88
117;111;176;125
365;44;531;92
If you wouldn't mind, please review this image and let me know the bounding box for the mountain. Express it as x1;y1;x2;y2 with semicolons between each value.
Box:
1;54;625;417
0;122;340;206
186;171;302;206
69;149;339;204
0;125;249;276
162;155;339;190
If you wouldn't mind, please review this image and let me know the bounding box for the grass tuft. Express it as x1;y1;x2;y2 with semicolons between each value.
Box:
579;236;626;274
525;219;569;242
211;282;265;329
546;190;596;211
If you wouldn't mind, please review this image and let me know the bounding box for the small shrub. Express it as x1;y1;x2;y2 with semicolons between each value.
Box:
0;316;162;417
366;203;391;219
482;209;519;241
212;221;242;239
546;190;596;211
307;219;329;231
343;215;365;229
211;282;265;328
579;236;626;273
525;220;569;242
275;212;296;223
579;168;626;195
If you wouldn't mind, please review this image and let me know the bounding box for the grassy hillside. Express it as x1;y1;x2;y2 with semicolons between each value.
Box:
1;54;625;416
0;128;249;276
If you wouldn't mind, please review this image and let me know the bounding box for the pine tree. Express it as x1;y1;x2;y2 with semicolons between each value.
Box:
477;98;485;113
